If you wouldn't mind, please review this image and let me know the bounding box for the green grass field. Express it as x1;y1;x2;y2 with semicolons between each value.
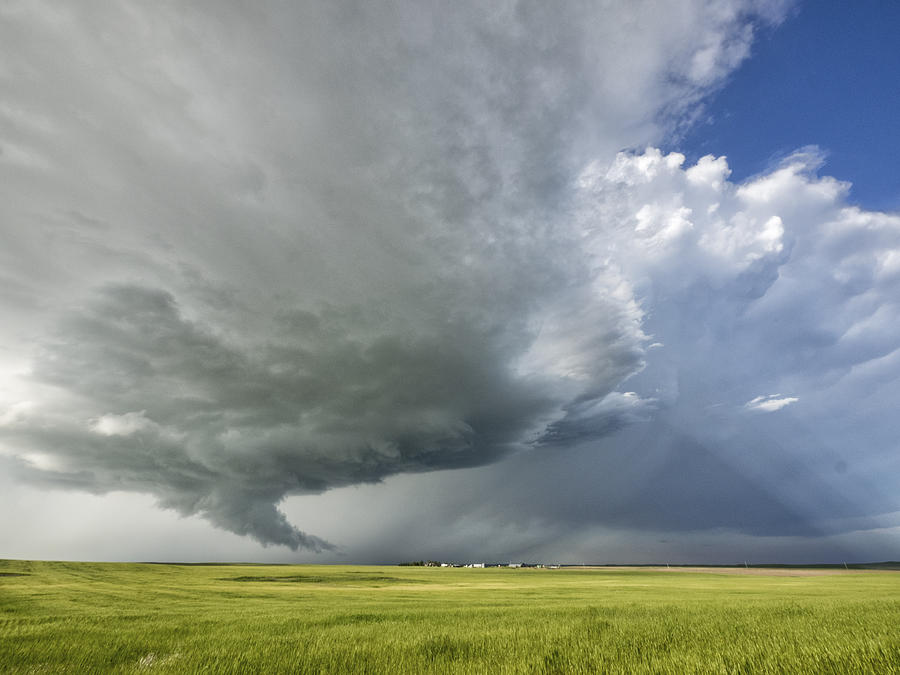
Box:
1;559;898;673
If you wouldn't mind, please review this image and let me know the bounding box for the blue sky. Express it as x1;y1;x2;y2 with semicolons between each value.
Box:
677;1;900;211
1;1;898;565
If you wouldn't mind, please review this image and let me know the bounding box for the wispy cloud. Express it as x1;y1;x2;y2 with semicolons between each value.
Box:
745;395;799;413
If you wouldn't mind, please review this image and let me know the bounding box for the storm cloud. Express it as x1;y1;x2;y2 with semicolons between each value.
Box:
5;278;626;549
5;1;897;561
2;0;779;549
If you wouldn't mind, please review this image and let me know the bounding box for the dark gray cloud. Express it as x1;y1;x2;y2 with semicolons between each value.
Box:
1;262;653;548
2;282;567;548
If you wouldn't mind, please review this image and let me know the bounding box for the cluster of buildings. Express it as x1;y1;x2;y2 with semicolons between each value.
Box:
429;562;561;569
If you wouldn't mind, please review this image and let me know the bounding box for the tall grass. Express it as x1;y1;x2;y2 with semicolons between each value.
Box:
1;559;898;673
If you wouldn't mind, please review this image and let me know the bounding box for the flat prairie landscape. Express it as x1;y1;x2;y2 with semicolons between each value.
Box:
1;560;898;673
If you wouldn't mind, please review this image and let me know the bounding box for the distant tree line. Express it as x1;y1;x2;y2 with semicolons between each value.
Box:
398;561;443;567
